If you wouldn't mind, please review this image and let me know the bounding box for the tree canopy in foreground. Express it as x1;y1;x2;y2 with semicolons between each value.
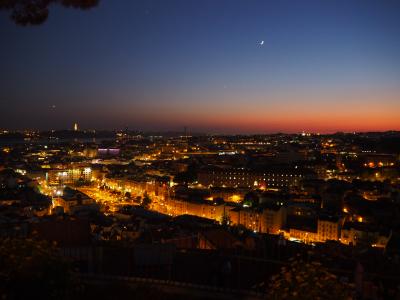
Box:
0;238;76;299
0;0;99;25
268;257;354;299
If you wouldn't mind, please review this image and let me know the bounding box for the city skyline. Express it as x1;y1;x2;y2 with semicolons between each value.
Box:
1;0;400;133
1;2;400;297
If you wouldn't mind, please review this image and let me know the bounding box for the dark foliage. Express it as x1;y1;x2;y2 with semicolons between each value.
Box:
0;0;99;25
141;192;151;209
0;238;76;299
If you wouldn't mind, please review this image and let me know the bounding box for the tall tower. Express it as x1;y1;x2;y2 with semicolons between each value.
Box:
74;123;78;131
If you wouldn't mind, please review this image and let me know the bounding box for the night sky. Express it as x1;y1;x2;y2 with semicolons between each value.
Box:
1;0;400;133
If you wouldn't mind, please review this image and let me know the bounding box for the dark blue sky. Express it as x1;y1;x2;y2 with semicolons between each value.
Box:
1;0;400;133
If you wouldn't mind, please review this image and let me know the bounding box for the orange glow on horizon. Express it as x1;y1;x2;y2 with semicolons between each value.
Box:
105;87;400;133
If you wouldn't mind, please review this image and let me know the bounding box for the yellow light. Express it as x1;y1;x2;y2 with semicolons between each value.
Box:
358;216;363;222
231;195;241;202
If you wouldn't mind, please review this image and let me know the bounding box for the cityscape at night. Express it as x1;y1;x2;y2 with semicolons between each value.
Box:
1;1;400;299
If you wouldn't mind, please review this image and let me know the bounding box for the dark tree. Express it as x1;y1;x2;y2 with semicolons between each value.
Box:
268;257;354;299
220;211;231;226
141;192;151;210
0;0;99;26
243;191;259;208
0;238;76;299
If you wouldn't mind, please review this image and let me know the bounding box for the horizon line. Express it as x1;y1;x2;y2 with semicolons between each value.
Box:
1;128;400;136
